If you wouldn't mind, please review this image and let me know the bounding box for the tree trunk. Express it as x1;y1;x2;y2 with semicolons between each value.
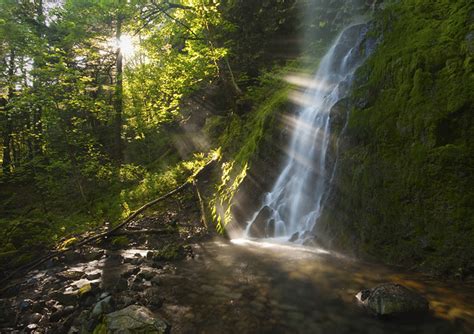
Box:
113;14;124;163
2;50;16;175
32;0;45;158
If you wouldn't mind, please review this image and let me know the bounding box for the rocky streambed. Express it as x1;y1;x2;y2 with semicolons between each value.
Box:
1;222;474;333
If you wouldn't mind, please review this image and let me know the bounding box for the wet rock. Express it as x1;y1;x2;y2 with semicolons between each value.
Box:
86;272;101;280
115;277;128;292
19;299;34;312
49;290;78;306
265;219;275;238
0;300;16;327
28;313;43;323
122;267;140;278
356;283;429;316
151;276;161;286
138;269;155;281
1;284;20;298
50;305;75;322
289;232;299;242
103;305;169;333
83;249;105;262
117;295;135;308
302;236;320;247
131;277;145;291
26;323;39;331
80;295;96;308
91;296;113;318
143;287;163;308
57;270;84;281
247;206;273;238
64;251;82;264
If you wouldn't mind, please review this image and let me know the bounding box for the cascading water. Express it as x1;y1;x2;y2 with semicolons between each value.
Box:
245;23;372;242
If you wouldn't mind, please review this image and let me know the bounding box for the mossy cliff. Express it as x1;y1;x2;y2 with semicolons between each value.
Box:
317;0;474;276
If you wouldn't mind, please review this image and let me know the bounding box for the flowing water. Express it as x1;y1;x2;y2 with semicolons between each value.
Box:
246;23;371;240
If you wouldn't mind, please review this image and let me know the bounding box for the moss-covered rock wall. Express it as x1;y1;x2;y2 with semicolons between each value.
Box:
317;0;474;276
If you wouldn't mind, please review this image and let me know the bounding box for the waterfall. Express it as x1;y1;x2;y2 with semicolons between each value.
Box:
245;23;371;242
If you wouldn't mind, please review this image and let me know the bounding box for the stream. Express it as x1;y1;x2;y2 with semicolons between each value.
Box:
157;239;474;333
99;239;473;333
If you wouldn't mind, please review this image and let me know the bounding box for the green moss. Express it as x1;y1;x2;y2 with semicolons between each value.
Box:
323;0;474;275
110;236;129;249
153;243;185;261
210;77;291;231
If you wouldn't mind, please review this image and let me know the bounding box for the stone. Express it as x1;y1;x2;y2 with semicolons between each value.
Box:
131;278;144;291
138;269;155;280
64;251;82;264
151;276;161;286
28;313;43;323
115;278;128;291
103;305;169;333
289;232;299;242
265;219;275;237
50;305;75;322
57;270;84;281
356;283;429;316
122;267;140;278
77;283;92;296
27;323;39;330
18;299;34;312
247;206;273;238
91;296;113;318
143;287;163;307
86;272;101;280
49;290;78;306
83;249;105;262
81;295;96;308
0;300;16;327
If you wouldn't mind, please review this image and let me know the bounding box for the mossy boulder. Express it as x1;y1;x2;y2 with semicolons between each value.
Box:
152;243;186;261
95;305;169;334
356;283;429;316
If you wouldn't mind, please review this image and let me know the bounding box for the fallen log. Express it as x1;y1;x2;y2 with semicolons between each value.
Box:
111;228;173;236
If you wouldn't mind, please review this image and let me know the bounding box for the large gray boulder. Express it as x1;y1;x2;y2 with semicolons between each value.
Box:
102;305;169;333
356;283;429;316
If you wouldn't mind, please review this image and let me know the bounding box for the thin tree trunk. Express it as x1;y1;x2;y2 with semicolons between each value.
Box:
2;50;16;175
32;0;45;158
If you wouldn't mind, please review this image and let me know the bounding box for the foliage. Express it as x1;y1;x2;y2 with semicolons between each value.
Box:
208;64;293;231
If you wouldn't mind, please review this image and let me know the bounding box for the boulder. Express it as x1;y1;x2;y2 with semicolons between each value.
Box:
289;232;299;242
356;283;429;316
102;305;169;333
247;206;273;238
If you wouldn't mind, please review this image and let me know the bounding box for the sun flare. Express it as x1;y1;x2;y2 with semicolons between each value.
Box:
118;34;135;59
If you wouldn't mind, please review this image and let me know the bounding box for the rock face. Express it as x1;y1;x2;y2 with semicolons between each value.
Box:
356;283;429;316
103;305;169;333
247;206;273;238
